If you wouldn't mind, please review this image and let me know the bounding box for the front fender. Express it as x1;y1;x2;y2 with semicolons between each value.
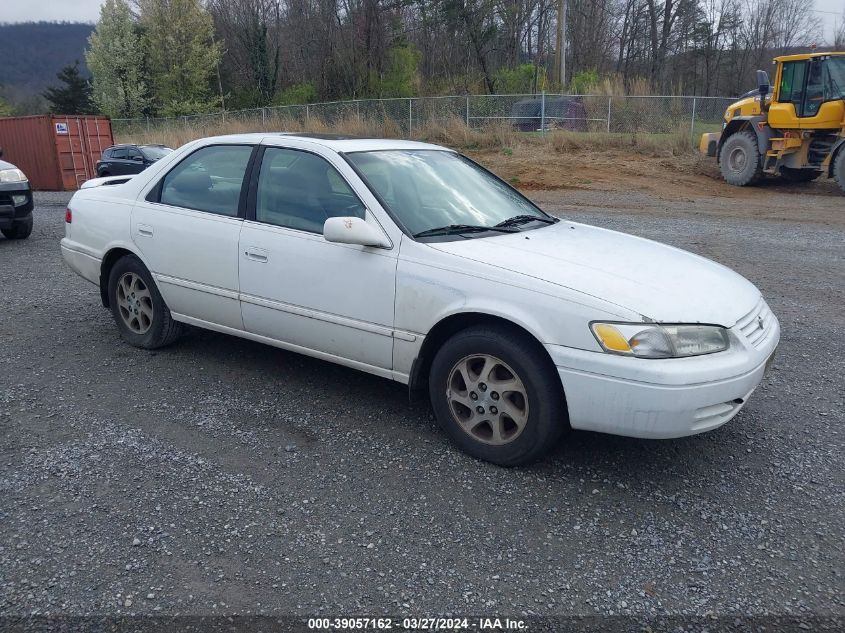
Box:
718;117;771;162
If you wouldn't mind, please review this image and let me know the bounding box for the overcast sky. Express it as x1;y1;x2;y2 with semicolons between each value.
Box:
2;0;844;43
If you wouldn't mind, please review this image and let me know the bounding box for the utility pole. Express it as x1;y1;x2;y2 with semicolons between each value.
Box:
556;0;567;89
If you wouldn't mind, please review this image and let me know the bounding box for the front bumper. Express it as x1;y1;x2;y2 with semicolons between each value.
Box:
547;312;780;439
0;181;34;229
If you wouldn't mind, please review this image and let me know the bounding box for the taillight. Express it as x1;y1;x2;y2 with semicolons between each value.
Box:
65;208;72;223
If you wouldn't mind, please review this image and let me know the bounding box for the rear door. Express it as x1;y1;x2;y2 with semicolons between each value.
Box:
132;143;257;329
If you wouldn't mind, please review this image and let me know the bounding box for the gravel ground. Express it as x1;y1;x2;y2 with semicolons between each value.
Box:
1;189;843;625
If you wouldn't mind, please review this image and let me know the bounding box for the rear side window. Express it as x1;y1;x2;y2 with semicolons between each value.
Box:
111;148;128;160
255;148;365;234
159;145;253;217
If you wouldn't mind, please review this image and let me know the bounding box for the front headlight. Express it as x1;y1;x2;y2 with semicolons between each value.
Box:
591;322;729;358
0;168;27;183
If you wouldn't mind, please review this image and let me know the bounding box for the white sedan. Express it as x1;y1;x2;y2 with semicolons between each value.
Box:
61;134;779;465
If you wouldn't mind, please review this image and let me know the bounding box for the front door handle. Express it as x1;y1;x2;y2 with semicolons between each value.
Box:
244;247;268;263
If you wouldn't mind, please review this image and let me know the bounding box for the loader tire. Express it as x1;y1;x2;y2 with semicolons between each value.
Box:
719;130;762;186
833;150;845;194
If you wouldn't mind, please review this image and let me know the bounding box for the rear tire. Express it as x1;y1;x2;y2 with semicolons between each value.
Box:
780;167;820;183
428;324;567;466
1;216;33;240
107;255;184;349
833;150;845;194
719;130;762;186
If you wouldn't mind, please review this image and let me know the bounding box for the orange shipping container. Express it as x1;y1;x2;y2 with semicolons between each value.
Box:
0;115;114;191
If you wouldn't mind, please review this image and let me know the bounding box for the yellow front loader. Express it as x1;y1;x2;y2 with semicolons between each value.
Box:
701;52;845;192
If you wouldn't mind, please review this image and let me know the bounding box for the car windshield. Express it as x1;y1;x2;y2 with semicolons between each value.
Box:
140;145;173;160
345;150;549;237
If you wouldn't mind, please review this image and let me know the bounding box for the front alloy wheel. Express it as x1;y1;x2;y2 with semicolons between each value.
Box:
429;324;568;466
447;354;529;445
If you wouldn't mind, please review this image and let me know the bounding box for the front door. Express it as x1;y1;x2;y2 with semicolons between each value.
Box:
238;144;397;372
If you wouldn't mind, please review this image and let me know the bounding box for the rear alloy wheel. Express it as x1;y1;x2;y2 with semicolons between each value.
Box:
833;150;845;194
107;255;184;349
719;130;762;186
429;325;567;466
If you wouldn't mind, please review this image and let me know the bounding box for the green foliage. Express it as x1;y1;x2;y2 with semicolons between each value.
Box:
43;61;95;114
569;69;601;95
272;82;318;106
494;64;546;94
85;0;148;118
138;0;222;116
0;97;15;117
370;44;421;98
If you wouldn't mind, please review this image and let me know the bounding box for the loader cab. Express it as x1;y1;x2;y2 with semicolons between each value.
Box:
769;54;845;130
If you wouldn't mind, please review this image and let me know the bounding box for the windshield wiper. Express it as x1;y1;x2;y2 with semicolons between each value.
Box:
494;214;557;228
413;224;518;238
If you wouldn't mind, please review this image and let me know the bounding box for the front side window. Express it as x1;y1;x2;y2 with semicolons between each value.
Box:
159;145;253;217
255;147;365;234
346;150;547;237
779;61;807;111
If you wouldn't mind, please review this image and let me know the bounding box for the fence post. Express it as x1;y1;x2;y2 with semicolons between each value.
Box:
262;107;266;126
607;97;612;133
540;91;545;134
183;115;188;129
466;96;470;127
690;97;697;145
408;98;413;136
306;104;310;124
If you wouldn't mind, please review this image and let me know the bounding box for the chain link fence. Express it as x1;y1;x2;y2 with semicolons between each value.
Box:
113;94;735;141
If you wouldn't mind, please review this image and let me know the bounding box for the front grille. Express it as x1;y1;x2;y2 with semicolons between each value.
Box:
735;298;774;348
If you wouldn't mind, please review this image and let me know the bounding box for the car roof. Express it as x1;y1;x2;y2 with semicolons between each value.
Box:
195;133;450;153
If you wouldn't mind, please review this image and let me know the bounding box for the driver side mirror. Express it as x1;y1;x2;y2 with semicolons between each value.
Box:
756;70;770;109
323;216;390;248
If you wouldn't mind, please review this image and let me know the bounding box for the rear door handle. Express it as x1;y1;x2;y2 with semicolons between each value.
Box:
137;224;154;237
244;247;268;263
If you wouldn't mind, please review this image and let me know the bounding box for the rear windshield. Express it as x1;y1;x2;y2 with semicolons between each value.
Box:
140;145;173;160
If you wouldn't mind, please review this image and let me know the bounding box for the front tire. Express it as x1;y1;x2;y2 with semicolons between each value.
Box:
833;150;845;194
1;216;33;240
719;130;762;186
107;255;184;349
428;325;567;466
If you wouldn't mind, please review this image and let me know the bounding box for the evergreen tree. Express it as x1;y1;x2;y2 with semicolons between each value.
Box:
43;61;95;114
85;0;149;118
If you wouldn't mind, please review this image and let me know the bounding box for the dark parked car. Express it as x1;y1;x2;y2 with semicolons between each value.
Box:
0;147;34;240
96;144;173;177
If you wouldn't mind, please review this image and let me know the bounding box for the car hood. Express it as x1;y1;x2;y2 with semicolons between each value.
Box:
0;159;18;170
429;220;760;325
